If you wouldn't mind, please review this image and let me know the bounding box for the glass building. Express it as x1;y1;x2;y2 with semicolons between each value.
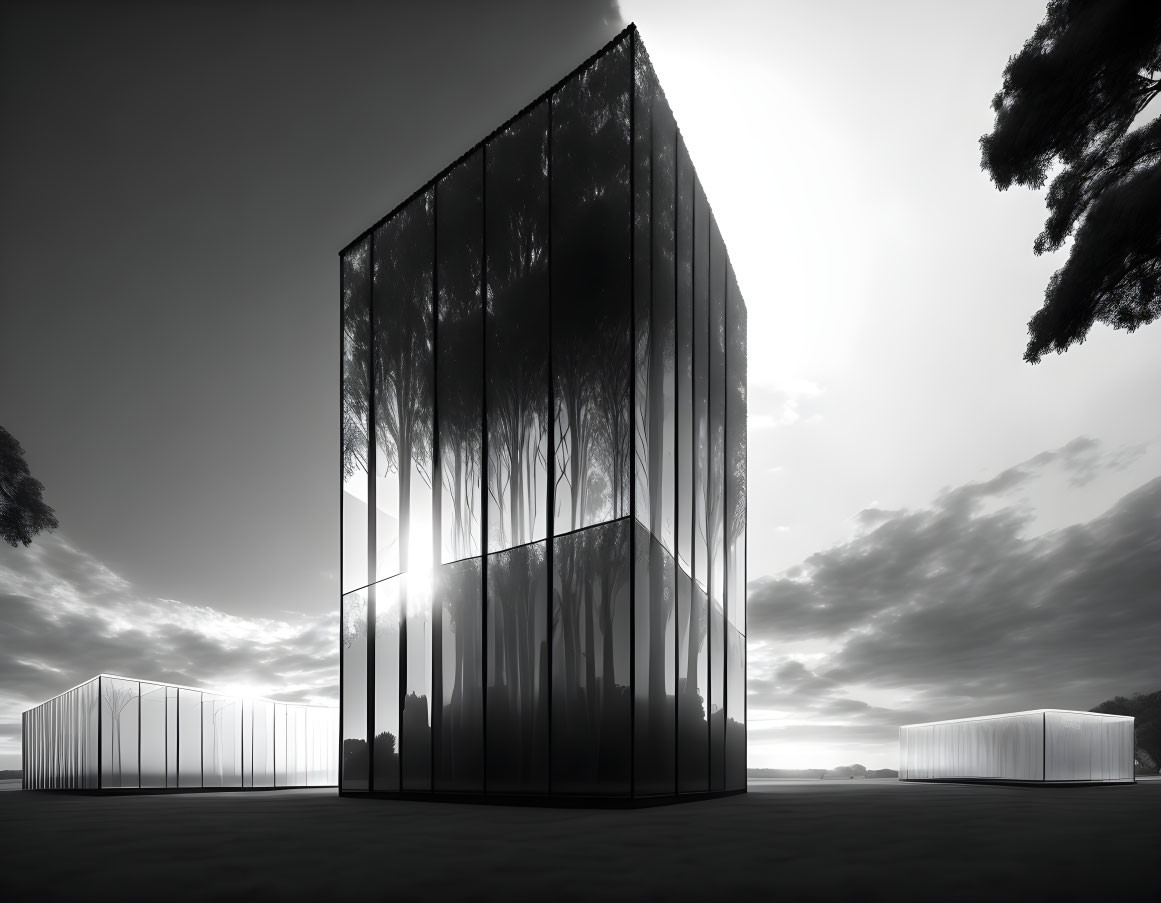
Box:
340;24;746;803
22;675;338;791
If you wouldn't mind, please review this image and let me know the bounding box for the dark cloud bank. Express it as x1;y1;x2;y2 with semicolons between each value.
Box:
748;438;1160;755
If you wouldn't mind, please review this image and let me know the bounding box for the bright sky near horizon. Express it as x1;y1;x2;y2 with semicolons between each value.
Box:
2;0;1159;772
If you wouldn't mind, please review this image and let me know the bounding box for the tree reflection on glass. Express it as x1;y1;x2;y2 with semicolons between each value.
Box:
552;39;631;535
553;519;631;794
338;26;744;801
341;240;371;593
437;154;484;564
373;191;434;580
486;104;550;552
487;541;548;792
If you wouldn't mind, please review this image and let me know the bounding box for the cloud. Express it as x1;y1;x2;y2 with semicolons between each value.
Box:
0;533;337;762
747;439;1161;761
750;380;824;430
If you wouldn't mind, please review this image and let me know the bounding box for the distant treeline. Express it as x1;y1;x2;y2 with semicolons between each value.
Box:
0;769;21;780
748;765;898;779
1091;690;1161;774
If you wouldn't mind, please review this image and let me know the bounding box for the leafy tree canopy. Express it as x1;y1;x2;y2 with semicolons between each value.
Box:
0;426;59;548
1091;689;1161;774
980;0;1161;363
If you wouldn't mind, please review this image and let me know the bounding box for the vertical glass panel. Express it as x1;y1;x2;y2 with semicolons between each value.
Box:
709;595;725;792
101;677;138;788
633;31;653;533
299;707;310;786
692;163;709;594
709;213;727;793
341;589;368;790
254;700;274;787
178;689;201;788
37;701;46;789
90;680;99;787
727;265;747;635
552;38;631;535
634;521;676;795
165;686;177;788
202;695;241;788
284;706;296;785
275;703;287;787
85;679;99;789
32;705;39;789
241;697;252;788
679;581;709;792
487;540;548;793
305;708;318;786
373;191;435;582
304;707;318;785
342;238;372;593
294;707;305;786
140;682;166;788
436;556;484;792
726;624;746;791
486;103;549;552
437;152;484;564
552;518;631;795
202;695;221;788
403;569;433;791
648;63;678;556
673;116;692;580
373;579;401;791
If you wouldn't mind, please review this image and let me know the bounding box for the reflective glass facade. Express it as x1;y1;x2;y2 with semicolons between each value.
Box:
22;675;338;790
340;25;746;803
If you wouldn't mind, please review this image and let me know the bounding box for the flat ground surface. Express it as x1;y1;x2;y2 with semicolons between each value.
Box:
2;778;1159;901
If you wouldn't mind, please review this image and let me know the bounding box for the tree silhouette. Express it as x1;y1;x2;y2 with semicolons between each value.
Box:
0;425;59;547
980;0;1161;362
1091;689;1161;774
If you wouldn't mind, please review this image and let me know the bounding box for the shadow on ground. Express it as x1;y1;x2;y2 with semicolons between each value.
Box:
2;779;1158;900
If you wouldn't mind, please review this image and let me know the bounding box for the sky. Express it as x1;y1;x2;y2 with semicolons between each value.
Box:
2;0;1159;771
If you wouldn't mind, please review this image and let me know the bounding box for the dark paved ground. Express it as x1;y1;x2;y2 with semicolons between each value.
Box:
1;778;1158;901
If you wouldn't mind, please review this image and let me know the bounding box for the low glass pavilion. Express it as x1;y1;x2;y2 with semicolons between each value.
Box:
340;24;747;803
22;674;338;791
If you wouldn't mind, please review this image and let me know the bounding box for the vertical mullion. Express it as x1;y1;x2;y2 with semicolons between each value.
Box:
97;675;103;790
432;182;441;794
627;30;636;801
715;251;724;789
546;93;554;798
481;142;489;796
368;233;378;793
137;680;141;789
338;253;345;793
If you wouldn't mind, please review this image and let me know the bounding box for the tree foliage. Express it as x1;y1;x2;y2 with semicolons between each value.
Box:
980;0;1161;363
1091;689;1161;774
0;425;59;548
